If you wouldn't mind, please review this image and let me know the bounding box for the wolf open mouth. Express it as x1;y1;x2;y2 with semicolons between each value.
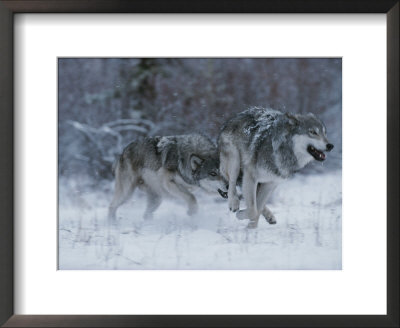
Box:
218;189;228;199
307;145;326;161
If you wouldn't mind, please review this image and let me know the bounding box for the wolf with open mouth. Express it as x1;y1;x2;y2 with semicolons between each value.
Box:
218;107;334;228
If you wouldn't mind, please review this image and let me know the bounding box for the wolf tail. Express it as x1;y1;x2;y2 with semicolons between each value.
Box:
111;155;122;176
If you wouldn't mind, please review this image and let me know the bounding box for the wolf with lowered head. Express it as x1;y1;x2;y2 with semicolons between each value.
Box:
108;134;225;222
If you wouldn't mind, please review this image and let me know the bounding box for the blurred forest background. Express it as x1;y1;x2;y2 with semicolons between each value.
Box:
58;58;342;183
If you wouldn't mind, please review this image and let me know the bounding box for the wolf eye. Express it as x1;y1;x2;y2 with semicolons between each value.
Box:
309;129;318;136
209;172;217;177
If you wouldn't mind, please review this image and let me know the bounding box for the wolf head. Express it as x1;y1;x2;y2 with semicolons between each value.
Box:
190;154;227;197
287;112;334;169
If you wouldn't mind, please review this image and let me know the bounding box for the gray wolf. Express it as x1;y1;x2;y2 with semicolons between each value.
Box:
108;134;225;221
218;107;334;228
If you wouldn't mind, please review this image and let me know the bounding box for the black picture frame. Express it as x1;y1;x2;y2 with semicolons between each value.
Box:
0;1;398;327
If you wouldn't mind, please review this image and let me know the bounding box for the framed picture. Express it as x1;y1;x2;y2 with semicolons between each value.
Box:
0;1;398;327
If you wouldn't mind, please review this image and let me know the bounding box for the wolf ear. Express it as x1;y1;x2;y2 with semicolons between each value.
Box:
307;112;317;119
190;155;204;171
285;112;300;126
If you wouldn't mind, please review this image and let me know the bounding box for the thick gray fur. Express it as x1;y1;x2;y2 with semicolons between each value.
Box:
218;107;333;228
108;134;224;221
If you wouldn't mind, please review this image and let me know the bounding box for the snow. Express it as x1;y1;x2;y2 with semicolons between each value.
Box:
248;109;281;150
58;170;342;270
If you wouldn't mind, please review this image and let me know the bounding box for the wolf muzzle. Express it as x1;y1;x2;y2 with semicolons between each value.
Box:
218;189;228;199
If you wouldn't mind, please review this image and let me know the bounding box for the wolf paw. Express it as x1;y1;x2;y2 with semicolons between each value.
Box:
107;216;119;228
229;196;240;212
262;207;277;224
236;209;250;220
265;215;276;224
187;203;199;216
247;220;259;229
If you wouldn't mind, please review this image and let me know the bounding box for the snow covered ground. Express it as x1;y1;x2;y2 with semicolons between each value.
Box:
58;170;342;270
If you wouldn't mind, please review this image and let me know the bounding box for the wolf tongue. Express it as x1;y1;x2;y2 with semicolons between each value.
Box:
319;152;326;159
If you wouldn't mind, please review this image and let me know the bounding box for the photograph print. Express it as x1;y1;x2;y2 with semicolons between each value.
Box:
58;58;342;270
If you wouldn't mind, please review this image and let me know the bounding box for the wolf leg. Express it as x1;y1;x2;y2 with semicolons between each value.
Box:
220;147;240;212
236;170;259;228
143;189;162;220
164;179;198;216
256;183;277;224
108;175;137;223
